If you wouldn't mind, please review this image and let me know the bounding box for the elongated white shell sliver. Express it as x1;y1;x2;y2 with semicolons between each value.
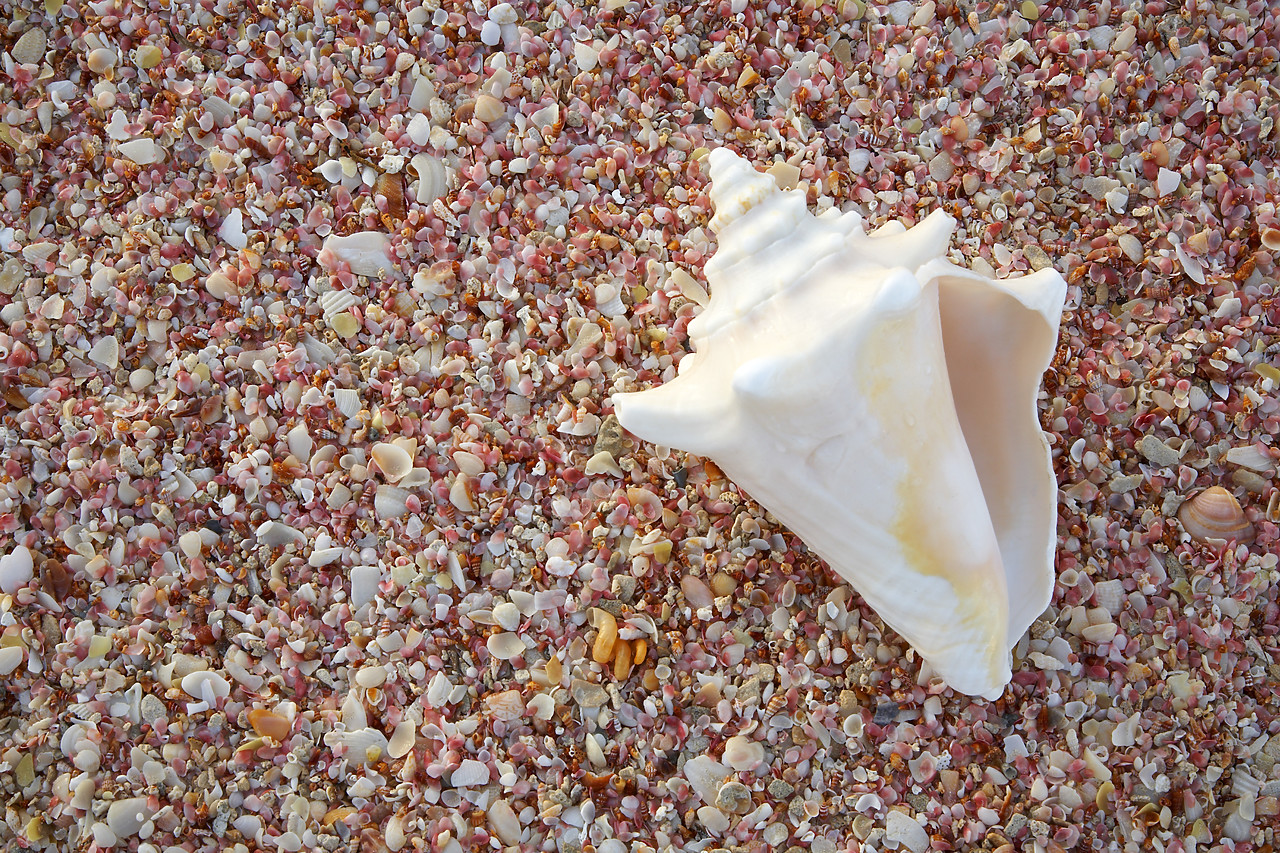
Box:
612;149;1066;699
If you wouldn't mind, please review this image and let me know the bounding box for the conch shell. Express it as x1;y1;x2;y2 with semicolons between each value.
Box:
612;149;1067;699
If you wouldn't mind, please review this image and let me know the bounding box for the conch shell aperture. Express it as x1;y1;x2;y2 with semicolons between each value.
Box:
612;149;1068;699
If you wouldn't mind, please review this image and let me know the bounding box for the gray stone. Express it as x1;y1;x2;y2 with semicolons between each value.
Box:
1108;473;1144;494
714;780;753;814
593;414;628;458
610;574;637;603
767;779;794;800
570;679;608;708
1003;813;1029;837
1138;434;1181;468
1082;175;1121;201
1024;245;1053;271
140;694;167;726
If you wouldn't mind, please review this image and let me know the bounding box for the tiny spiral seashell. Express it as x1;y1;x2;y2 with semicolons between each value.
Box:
763;692;787;718
1179;486;1255;544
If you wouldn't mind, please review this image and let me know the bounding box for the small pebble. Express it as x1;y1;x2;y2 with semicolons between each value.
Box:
11;29;48;65
873;702;899;726
715;780;753;814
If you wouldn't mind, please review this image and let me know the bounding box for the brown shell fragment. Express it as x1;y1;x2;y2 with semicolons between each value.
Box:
1179;486;1255;544
375;172;405;221
41;557;72;599
1261;226;1280;253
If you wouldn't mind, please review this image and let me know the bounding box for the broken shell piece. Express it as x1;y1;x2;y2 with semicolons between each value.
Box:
375;172;405;220
410;153;449;205
319;288;361;328
89;336;120;370
450;474;476;513
119;137;164;165
584;450;624;477
374;485;412;518
325;726;389;763
371;442;414;482
247;708;292;741
332;387;361;418
181;670;230;703
205;270;237;300
1261;227;1280;253
612;149;1067;700
723;735;766;772
320;231;394;277
593;280;626;316
388;720;415;758
0;544;34;594
485;689;525;721
1179;486;1255;544
218;208;248;248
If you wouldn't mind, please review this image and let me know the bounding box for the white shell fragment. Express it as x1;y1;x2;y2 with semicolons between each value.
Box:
119;137;164;165
612;149;1067;700
89;336;120;370
410;153;450;204
321;231;394;277
350;565;382;608
107;797;156;838
181;669;230;703
451;758;490;787
0;544;34;594
218;208;248;249
371;442;414;482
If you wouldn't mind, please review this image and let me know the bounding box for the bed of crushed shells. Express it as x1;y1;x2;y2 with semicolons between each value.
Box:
0;0;1278;851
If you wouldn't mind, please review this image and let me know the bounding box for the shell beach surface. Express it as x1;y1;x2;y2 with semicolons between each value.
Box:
0;1;1277;853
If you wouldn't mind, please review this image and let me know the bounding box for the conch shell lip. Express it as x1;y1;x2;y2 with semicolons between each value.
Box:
612;149;1067;700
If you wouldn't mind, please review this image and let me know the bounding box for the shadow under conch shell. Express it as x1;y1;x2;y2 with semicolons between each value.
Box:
612;148;1068;700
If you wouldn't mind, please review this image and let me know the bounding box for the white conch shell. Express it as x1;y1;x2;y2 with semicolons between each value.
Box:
612;149;1067;699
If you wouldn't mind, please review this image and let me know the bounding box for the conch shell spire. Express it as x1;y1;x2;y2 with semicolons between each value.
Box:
612;149;1067;699
706;148;778;233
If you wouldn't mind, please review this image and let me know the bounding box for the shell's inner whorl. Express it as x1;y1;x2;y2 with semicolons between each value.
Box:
612;148;1068;700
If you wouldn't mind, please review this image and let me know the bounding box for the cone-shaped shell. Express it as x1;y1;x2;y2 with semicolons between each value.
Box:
612;149;1067;700
1179;486;1255;544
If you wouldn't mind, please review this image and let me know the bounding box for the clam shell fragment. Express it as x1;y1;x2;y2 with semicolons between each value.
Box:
370;442;414;483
